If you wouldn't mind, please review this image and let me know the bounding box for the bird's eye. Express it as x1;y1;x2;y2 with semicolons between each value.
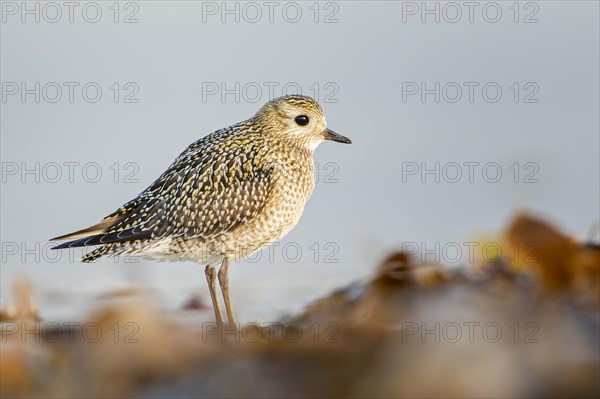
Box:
294;115;309;126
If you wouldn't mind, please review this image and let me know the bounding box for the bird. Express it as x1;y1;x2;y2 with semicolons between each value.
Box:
50;95;351;327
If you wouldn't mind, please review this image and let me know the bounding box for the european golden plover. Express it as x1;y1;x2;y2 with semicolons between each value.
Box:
50;95;351;326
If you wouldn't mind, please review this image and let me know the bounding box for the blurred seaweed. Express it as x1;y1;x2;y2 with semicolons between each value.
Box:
1;212;598;398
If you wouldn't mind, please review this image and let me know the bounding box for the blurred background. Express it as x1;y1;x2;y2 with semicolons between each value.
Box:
1;0;598;323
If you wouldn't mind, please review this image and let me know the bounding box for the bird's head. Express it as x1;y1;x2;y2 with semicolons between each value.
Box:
253;95;351;150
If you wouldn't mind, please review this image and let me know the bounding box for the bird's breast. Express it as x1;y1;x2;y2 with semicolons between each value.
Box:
266;153;315;232
220;150;315;256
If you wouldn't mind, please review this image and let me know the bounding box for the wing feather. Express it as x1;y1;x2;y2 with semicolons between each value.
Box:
50;127;273;251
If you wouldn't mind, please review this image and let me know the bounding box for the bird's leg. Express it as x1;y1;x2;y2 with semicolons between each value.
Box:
218;256;236;328
204;264;224;326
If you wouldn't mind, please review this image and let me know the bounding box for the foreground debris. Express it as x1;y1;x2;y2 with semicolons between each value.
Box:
1;213;599;398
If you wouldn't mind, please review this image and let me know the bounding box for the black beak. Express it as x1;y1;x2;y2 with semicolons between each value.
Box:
322;128;352;144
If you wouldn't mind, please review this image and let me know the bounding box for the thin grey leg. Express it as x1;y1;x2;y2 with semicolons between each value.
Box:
218;256;236;327
205;264;224;326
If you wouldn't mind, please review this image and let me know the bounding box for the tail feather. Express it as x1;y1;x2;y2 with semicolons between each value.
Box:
51;227;152;250
51;237;95;250
49;216;120;242
50;201;146;263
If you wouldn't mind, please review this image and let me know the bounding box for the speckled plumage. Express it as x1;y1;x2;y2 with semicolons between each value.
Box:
51;95;351;324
